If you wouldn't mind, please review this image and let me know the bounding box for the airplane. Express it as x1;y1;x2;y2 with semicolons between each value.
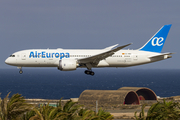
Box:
5;24;173;76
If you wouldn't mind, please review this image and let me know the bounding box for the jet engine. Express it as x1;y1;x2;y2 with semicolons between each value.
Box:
58;59;78;71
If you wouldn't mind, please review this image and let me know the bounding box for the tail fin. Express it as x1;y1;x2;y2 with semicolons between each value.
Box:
139;24;172;53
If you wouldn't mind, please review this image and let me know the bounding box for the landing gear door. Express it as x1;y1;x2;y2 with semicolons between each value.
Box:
21;53;26;60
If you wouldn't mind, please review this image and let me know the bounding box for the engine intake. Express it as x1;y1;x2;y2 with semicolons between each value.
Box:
58;59;77;71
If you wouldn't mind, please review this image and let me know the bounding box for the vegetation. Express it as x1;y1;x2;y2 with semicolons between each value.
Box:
0;93;113;120
134;104;146;120
135;99;180;120
77;108;113;120
0;92;34;120
4;92;180;120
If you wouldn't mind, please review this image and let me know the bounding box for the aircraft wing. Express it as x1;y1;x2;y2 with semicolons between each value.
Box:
103;44;119;50
78;43;132;66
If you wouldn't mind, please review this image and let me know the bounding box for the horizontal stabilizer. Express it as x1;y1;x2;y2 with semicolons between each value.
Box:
148;53;174;59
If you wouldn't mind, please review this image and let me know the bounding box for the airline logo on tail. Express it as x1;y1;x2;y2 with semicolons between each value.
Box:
140;24;171;53
151;37;164;46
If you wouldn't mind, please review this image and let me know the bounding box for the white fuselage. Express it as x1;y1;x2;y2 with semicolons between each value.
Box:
4;24;173;75
5;48;168;68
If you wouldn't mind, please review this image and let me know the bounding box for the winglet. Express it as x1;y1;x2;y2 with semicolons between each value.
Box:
104;44;119;50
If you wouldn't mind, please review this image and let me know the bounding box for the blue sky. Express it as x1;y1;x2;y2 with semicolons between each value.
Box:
0;1;180;69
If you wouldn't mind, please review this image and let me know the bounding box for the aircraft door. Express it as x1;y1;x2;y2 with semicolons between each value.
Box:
21;53;26;60
133;55;138;60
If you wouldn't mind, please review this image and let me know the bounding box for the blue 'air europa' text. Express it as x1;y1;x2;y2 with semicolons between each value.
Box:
29;51;70;59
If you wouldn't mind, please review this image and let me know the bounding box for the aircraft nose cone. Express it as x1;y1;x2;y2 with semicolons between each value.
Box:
5;58;10;64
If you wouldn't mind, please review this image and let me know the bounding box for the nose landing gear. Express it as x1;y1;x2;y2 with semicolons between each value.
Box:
19;70;23;74
84;70;95;76
18;67;23;74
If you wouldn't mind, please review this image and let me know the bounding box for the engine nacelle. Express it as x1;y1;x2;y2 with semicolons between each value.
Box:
58;59;77;71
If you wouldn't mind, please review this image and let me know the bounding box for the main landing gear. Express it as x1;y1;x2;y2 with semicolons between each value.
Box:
84;70;95;76
84;64;95;76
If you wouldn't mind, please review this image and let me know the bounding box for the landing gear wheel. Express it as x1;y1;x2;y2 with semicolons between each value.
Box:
19;70;23;74
84;70;95;76
90;71;95;76
85;70;90;74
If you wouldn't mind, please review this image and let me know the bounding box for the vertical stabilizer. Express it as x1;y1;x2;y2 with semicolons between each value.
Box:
139;24;172;53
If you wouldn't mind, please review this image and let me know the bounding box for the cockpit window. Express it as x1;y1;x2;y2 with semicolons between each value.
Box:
10;55;15;57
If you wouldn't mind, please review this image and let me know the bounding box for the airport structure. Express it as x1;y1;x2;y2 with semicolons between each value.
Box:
78;87;157;106
24;87;180;119
26;87;158;108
